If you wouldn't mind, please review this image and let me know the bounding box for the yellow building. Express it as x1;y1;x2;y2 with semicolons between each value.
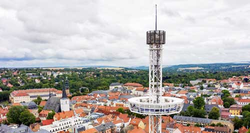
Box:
229;104;242;115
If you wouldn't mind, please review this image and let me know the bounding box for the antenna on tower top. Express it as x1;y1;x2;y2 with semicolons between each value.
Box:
155;4;157;31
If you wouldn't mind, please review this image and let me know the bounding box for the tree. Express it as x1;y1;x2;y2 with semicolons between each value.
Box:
117;108;125;114
193;97;205;109
200;86;204;90
194;123;202;127
216;123;224;127
223;97;235;107
7;106;26;125
193;109;206;118
47;110;55;119
210;123;216;126
221;90;230;99
208;107;220;120
224;102;230;108
19;110;36;126
187;106;194;116
33;96;42;105
232;116;243;129
38;106;43;113
235;95;241;98
243;104;250;112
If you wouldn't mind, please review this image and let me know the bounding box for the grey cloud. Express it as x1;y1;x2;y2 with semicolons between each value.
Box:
0;0;250;67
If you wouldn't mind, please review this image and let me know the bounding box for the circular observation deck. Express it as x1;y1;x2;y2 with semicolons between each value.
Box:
128;96;184;115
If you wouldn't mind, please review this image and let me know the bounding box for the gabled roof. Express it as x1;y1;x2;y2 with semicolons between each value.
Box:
43;97;61;112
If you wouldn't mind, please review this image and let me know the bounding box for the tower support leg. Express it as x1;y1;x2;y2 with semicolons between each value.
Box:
149;115;162;133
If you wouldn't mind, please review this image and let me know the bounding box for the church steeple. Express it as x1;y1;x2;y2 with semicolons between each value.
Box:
60;77;70;112
62;77;68;99
62;84;67;99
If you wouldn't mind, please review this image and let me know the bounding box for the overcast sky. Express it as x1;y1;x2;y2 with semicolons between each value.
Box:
0;0;250;67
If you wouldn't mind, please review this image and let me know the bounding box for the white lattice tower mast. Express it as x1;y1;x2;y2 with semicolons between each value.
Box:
147;5;165;133
128;4;184;133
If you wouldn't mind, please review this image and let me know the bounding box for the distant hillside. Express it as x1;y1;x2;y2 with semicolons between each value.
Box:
163;63;250;72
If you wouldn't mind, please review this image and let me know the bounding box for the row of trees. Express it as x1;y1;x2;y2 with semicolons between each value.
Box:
1;69;149;95
3;68;250;95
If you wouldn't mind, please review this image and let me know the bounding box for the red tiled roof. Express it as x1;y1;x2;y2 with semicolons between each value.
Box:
75;108;84;115
179;126;201;133
109;96;119;100
163;83;174;87
118;113;130;123
42;119;54;126
128;127;146;133
238;99;250;103
79;128;98;133
178;90;188;94
0;108;8;116
124;83;143;87
130;118;142;126
11;88;61;97
54;111;74;120
14;92;29;97
235;82;242;86
210;97;223;105
135;87;145;91
71;95;94;102
239;126;248;133
221;112;231;116
39;101;47;106
39;110;51;116
12;103;21;106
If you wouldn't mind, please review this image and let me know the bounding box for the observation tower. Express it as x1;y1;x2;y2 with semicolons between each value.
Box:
128;5;184;133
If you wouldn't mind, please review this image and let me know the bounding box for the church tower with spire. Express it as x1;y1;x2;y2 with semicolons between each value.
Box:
65;77;70;96
60;78;70;112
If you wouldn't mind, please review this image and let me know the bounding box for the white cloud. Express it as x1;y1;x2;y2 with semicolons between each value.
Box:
0;0;250;67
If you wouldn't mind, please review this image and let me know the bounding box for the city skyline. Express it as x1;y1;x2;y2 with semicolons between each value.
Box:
1;0;250;67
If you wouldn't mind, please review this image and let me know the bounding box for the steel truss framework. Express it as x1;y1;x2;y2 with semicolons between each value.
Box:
128;5;184;133
149;43;163;133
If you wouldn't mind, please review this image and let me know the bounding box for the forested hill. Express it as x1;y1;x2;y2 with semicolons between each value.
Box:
162;63;250;73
